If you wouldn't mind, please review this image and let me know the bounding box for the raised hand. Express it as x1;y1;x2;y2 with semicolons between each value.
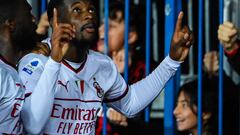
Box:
36;12;50;35
170;12;193;62
203;51;219;75
218;21;239;51
50;8;76;62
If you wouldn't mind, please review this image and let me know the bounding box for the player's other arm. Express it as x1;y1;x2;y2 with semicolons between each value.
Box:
107;12;193;117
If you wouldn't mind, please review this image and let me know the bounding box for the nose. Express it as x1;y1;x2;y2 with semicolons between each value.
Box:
173;105;180;116
84;12;94;21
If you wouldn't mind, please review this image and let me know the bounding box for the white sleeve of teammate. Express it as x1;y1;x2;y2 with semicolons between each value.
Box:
19;55;60;134
107;56;181;118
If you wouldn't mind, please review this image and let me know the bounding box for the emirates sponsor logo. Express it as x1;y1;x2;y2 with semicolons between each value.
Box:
51;104;100;134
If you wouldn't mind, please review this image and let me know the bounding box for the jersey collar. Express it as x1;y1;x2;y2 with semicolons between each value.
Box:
62;55;88;74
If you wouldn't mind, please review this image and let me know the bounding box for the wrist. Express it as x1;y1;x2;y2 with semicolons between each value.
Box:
224;42;240;57
50;52;62;63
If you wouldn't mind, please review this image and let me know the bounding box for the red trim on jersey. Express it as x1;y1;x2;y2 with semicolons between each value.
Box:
0;54;16;69
25;92;32;98
55;97;101;103
61;56;87;74
15;97;25;100
16;83;26;89
15;92;32;100
103;86;129;103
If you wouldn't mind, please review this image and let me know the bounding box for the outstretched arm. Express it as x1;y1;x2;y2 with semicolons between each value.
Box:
106;12;193;117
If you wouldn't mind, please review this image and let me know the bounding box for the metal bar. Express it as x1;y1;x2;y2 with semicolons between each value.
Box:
152;1;159;62
41;0;47;14
197;0;203;134
218;0;224;134
145;0;151;123
102;0;109;135
204;0;210;52
104;0;109;54
164;0;180;134
124;0;130;83
187;0;194;76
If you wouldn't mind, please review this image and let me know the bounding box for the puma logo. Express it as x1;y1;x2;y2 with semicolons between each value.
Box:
58;80;69;92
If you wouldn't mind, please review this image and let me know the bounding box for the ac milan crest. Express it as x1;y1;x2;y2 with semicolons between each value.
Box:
93;77;104;98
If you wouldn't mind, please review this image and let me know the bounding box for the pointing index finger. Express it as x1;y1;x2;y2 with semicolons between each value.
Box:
175;11;184;32
53;8;58;28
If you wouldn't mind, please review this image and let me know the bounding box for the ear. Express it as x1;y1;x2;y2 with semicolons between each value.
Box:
202;112;212;121
5;20;15;31
128;31;138;45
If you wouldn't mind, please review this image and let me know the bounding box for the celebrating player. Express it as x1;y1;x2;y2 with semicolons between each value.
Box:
19;0;193;134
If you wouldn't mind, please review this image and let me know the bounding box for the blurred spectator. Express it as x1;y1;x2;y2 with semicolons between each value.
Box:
218;21;240;74
201;51;239;135
174;78;218;135
96;1;157;135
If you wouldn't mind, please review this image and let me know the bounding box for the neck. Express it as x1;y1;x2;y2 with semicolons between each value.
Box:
0;42;20;66
64;40;89;63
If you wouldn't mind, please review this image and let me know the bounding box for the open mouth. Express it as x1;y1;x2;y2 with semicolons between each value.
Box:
176;118;185;125
81;23;96;33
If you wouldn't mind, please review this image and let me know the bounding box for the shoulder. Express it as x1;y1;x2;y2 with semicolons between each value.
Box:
88;50;116;68
0;66;17;90
88;50;112;62
0;63;18;82
18;53;48;75
87;50;118;78
0;66;12;80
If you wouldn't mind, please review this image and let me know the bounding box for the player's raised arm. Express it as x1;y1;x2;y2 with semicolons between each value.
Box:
50;8;76;62
20;8;70;135
106;12;193;117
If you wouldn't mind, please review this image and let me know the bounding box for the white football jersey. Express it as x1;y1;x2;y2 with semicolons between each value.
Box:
19;43;180;134
19;51;127;134
0;56;24;134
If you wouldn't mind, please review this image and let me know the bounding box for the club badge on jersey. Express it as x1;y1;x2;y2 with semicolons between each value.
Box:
93;77;104;98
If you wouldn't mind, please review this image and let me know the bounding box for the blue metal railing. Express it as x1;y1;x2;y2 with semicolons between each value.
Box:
102;0;109;135
144;0;151;123
218;0;224;134
197;0;203;134
164;0;181;135
41;0;46;14
124;0;130;83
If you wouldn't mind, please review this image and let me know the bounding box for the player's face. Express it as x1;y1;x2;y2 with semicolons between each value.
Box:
97;11;125;53
63;0;97;43
12;0;37;51
173;91;198;133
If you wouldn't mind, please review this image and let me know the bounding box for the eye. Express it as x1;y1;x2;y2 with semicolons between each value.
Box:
89;7;95;13
182;102;188;109
73;8;81;13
